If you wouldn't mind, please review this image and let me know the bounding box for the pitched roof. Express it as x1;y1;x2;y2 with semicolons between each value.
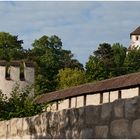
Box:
130;26;140;36
34;72;140;104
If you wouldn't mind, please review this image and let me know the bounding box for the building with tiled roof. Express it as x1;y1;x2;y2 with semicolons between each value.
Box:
129;26;140;49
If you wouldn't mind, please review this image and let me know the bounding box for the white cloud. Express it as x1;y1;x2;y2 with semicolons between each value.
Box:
0;1;140;65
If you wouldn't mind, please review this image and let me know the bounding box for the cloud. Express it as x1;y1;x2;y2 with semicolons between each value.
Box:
0;1;140;65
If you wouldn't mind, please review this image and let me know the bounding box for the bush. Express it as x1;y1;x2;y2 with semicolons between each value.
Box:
0;84;43;120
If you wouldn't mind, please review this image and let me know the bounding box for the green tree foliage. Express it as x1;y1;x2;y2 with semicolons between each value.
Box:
0;85;43;120
57;68;87;89
86;43;127;82
0;32;24;61
112;43;127;76
0;32;83;95
124;48;140;73
85;55;105;81
30;35;83;95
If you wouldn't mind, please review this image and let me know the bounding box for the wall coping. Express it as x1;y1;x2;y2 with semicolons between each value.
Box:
0;60;35;67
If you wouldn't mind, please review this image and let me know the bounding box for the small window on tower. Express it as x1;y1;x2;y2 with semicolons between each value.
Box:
6;66;11;80
136;36;139;41
20;63;25;81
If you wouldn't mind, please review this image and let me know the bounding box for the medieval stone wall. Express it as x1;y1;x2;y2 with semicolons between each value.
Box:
1;96;140;139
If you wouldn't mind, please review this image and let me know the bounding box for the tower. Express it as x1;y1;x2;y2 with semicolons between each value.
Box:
129;26;140;49
0;60;35;98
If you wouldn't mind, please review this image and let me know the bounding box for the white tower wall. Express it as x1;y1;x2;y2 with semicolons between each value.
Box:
130;35;140;48
10;66;20;81
0;61;35;98
24;67;35;83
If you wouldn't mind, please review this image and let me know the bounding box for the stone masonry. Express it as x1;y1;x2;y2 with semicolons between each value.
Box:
1;96;140;138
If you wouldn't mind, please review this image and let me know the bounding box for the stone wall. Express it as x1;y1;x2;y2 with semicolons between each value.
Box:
1;96;140;139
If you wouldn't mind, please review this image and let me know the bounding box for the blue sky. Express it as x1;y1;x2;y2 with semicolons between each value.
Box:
0;1;140;65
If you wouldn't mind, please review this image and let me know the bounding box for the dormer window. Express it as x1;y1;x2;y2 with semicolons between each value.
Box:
136;36;139;41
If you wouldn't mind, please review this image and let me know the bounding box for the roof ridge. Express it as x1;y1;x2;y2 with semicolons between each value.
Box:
130;26;140;36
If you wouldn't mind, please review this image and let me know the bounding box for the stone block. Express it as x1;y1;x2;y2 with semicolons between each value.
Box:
9;118;18;137
0;121;7;138
132;119;140;138
80;128;94;139
101;103;112;123
85;105;100;126
53;131;66;139
58;109;69;130
36;133;52;139
110;119;130;138
31;115;42;137
95;125;108;139
40;112;47;136
22;117;32;136
16;118;23;137
71;127;79;139
9;118;23;138
113;99;124;118
47;112;59;136
125;97;138;119
69;108;79;127
77;107;85;128
65;128;72;139
4;121;11;138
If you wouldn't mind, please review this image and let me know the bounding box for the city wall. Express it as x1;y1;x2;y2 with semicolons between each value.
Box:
1;96;140;139
47;87;139;111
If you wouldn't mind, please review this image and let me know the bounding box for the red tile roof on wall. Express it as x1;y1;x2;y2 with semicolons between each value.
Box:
130;26;140;36
34;72;140;104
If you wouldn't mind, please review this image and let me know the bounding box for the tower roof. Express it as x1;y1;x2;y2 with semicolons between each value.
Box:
130;26;140;36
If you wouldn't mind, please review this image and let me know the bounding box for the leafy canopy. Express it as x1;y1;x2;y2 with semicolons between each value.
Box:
0;32;24;61
57;68;87;89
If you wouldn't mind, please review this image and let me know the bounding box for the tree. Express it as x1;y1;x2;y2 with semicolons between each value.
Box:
58;50;84;70
86;43;114;81
124;48;140;73
57;68;87;89
0;85;43;120
86;43;127;82
0;32;24;61
30;35;83;95
111;43;127;76
85;55;105;81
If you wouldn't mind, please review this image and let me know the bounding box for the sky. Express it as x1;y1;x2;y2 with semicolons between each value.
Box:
0;1;140;66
